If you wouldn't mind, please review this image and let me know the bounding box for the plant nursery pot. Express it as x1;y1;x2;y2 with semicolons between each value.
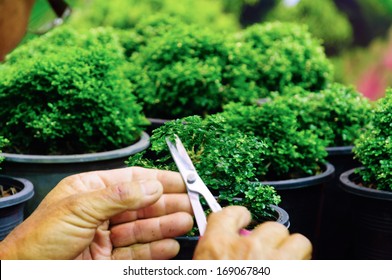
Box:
172;204;290;260
0;132;150;218
262;163;335;259
0;175;34;240
318;146;361;259
339;167;392;260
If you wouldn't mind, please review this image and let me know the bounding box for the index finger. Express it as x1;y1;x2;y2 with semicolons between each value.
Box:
204;206;252;237
130;167;186;193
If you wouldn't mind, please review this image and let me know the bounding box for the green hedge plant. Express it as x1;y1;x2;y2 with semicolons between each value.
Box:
353;88;392;191
127;115;281;221
237;21;334;98
271;83;373;147
217;101;328;180
0;137;9;168
126;22;260;119
0;28;148;155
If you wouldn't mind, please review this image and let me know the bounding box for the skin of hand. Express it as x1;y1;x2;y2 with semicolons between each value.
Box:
193;206;313;260
0;167;194;260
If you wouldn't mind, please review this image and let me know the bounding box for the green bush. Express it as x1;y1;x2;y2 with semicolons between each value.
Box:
217;102;328;179
237;21;334;98
271;83;373;147
127;115;281;221
116;14;186;59
126;23;260;119
354;88;392;191
6;26;125;64
0;33;148;154
266;0;353;54
68;0;240;32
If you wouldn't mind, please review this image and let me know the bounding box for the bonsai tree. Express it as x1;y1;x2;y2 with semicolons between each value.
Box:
126;22;260;119
0;28;149;155
216;101;328;180
236;21;334;98
6;26;125;64
127;115;281;221
266;0;353;54
270;83;373;147
353;88;392;191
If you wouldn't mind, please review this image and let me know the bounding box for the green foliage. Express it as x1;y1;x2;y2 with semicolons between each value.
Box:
116;14;184;58
237;21;334;98
0;28;149;155
217;102;327;179
354;88;392;191
126;23;260;119
68;0;240;32
272;83;373;147
266;0;353;54
127;115;281;219
0;137;9;168
7;26;125;64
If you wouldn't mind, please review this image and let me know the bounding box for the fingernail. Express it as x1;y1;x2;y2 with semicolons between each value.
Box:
141;180;160;195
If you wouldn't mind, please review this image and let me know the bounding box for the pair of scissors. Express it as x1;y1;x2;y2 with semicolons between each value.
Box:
166;134;250;236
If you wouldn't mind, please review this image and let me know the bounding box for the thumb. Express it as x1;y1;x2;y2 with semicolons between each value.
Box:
63;179;163;226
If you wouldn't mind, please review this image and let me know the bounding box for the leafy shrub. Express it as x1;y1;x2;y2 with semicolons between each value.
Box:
271;83;373;147
127;115;281;220
68;0;240;32
126;23;260;119
217;102;328;180
354;88;392;191
6;26;125;64
237;21;334;98
0;34;148;154
116;14;186;59
266;0;353;54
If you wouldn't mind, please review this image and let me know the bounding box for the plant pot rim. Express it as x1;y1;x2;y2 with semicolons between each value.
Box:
326;145;354;156
261;162;335;190
0;175;34;208
339;167;392;201
0;132;150;164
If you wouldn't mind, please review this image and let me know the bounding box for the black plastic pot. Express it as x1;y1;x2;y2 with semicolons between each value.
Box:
262;163;335;259
318;146;361;259
339;167;392;260
0;132;150;218
172;204;290;260
0;175;34;240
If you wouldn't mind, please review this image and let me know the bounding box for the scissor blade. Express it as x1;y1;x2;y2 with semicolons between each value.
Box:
173;135;197;171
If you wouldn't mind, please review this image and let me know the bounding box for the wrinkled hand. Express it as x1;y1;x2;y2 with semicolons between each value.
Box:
193;206;312;260
0;167;193;260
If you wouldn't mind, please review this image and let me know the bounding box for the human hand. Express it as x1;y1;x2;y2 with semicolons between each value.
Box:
0;167;193;260
193;206;312;260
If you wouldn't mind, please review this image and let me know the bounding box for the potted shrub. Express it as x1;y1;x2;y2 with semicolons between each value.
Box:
0;137;34;240
339;88;392;259
236;21;334;99
127;115;287;259
215;101;334;257
269;83;373;259
0;27;150;217
125;20;260;124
